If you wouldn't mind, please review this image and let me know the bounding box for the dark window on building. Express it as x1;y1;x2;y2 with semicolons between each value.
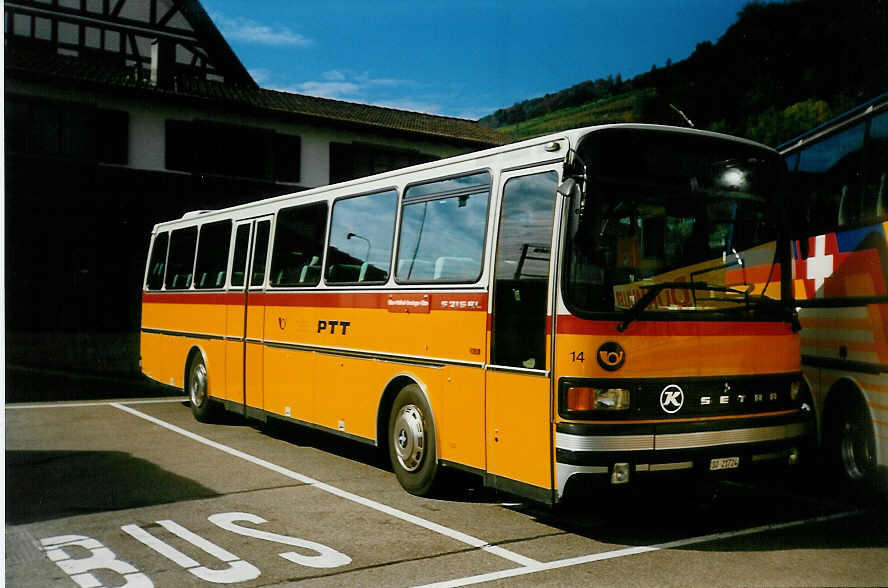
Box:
270;202;328;287
146;232;169;291
197;120;272;179
396;172;491;283
165;226;198;290
165;119;193;172
326;190;397;284
329;142;438;183
194;220;232;289
231;224;251;288
274;133;302;182
165;119;300;182
5;96;128;164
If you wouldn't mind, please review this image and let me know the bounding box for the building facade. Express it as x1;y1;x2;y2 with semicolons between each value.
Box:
4;0;509;373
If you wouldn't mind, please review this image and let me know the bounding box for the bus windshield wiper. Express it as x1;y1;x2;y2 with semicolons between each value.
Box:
616;281;750;332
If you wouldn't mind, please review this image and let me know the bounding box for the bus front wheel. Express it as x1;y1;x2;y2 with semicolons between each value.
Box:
188;354;216;423
826;395;876;488
388;384;439;496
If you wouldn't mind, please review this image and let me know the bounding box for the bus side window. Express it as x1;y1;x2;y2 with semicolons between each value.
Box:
491;171;557;369
395;171;491;284
230;224;250;287
195;220;232;290
396;192;489;283
864;111;888;223
146;232;168;290
796;122;865;231
269;202;328;288
165;226;197;290
250;220;271;287
326;190;397;285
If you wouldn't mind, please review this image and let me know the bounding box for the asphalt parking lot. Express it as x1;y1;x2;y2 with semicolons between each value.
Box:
6;380;888;587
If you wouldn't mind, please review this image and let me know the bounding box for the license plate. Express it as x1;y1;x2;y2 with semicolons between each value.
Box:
709;457;740;471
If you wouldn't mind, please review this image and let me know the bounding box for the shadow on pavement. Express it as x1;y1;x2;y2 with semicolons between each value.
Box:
6;450;220;524
5;366;182;403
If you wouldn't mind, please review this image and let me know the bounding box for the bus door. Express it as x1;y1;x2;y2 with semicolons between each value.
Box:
485;169;559;499
226;216;272;418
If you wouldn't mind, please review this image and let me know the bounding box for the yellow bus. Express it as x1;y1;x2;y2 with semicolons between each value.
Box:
779;93;888;490
141;124;814;503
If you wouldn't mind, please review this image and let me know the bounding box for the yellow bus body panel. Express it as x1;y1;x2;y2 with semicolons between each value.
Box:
486;370;551;489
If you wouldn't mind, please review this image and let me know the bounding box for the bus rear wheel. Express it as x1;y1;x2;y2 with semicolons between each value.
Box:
188;354;217;423
388;384;439;496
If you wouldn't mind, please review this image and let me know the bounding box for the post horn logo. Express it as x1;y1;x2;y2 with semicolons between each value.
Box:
597;342;626;371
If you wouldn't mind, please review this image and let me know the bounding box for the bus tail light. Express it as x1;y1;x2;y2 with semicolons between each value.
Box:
566;386;630;412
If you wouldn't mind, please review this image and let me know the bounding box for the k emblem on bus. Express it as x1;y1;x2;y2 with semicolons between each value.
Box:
597;342;626;371
660;384;685;414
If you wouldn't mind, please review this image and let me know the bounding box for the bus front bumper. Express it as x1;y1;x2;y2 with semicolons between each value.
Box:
555;414;815;499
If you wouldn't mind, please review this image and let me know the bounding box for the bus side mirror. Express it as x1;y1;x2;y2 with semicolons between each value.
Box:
557;178;579;199
559;179;598;258
557;178;584;219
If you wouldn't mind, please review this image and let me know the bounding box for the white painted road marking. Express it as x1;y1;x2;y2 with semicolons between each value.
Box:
209;512;352;568
20;400;866;587
122;520;261;584
109;402;541;568
6;397;188;409
412;509;865;588
40;534;153;588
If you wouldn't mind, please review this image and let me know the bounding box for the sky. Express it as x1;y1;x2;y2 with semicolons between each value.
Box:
200;0;757;121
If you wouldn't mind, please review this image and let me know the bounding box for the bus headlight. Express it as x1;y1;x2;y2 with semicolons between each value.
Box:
566;386;631;411
790;379;801;401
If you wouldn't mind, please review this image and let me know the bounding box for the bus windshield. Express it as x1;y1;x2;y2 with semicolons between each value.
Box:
564;128;785;317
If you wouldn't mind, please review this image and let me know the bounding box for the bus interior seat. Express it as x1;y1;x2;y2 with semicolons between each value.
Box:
171;273;191;289
216;271;225;287
299;256;321;283
273;268;291;286
327;264;363;282
434;256;475;280
397;259;434;280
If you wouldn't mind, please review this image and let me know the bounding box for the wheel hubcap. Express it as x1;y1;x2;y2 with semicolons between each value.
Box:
840;419;871;481
393;404;425;472
190;363;208;408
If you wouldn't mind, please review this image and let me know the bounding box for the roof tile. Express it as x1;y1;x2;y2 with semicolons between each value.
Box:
6;46;511;147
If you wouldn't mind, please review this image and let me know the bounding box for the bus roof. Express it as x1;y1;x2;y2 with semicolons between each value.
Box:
776;92;888;154
162;123;774;232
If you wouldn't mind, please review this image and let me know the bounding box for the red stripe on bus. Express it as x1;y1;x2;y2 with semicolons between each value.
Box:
256;291;488;311
555;315;793;336
142;292;244;305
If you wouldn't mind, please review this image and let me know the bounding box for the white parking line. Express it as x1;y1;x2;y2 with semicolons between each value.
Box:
109;402;540;568
412;509;864;588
